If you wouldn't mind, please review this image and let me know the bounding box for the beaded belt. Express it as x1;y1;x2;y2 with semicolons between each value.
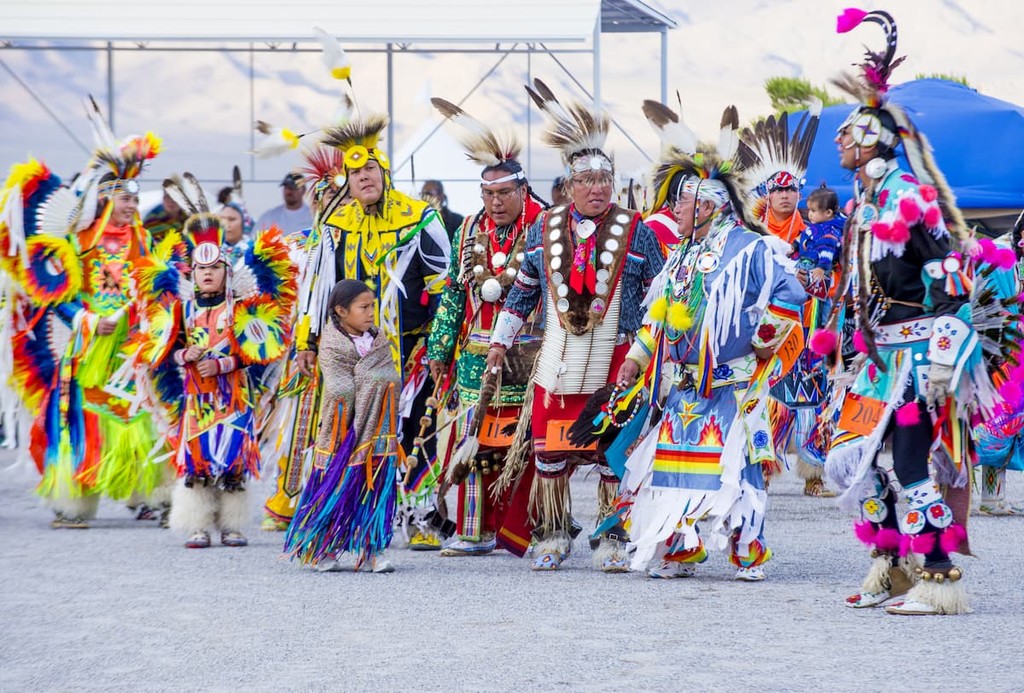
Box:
874;317;934;346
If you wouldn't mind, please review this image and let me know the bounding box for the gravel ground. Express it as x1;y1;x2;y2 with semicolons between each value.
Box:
1;450;1023;692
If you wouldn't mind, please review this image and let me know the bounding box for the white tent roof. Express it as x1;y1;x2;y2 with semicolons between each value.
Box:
1;0;673;44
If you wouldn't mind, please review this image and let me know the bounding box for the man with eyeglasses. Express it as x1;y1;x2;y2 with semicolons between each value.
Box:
485;81;665;572
427;98;545;557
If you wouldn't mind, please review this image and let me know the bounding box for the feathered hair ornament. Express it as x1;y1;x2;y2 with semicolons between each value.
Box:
164;173;225;267
321;113;391;172
525;78;611;175
298;144;349;215
644;101;760;231
431;97;524;177
831;8;968;239
83;96;161;199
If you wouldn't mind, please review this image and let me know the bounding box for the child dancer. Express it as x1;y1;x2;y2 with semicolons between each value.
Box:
284;280;403;573
134;174;297;548
793;184;844;300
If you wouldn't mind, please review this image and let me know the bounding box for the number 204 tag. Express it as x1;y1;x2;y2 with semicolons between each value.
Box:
838;393;887;437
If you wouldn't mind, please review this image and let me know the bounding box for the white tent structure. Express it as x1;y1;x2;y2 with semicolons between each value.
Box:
0;0;676;202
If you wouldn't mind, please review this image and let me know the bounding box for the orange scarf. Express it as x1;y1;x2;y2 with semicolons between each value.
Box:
765;208;806;245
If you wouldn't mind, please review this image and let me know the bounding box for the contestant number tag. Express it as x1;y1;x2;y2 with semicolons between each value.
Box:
838;393;886;437
545;420;597;452
478;413;515;448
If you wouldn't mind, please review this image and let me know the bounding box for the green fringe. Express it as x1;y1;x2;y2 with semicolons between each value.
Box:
93;412;163;500
36;429;86;501
77;319;129;389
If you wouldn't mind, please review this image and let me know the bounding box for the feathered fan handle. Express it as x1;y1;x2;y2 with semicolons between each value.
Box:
718;105;739;161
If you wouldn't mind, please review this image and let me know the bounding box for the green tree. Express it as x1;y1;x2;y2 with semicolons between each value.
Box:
764;76;846;115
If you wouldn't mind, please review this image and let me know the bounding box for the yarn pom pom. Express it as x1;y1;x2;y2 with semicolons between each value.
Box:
871;222;893;242
854;521;877;546
909;532;936;555
889;220;911;244
899;197;922;225
648;296;668;324
853;330;869;354
667;302;693;331
919;184;938;203
977;238;998;264
923;206;942;228
994;247;1017;270
809;329;838;357
999;381;1023;407
940;524;967;555
895;401;921;427
875;527;902;552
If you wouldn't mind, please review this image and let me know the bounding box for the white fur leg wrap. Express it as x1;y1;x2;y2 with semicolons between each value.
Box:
903;578;971;615
168;482;217;533
217;488;250;533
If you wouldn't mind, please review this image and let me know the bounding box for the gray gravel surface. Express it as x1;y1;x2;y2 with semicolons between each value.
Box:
2;451;1022;692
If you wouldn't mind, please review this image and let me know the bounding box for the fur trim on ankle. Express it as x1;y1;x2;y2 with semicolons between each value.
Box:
169;483;217;533
902;578;971;615
217;488;250;533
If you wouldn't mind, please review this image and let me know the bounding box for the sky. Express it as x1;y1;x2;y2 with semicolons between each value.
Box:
1;0;1022;217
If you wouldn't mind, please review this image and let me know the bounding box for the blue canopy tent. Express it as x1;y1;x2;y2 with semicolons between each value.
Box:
798;79;1024;234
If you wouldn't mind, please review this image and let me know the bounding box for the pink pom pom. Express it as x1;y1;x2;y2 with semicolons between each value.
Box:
1000;381;1023;407
898;534;912;557
871;222;893;241
889;219;911;244
837;8;868;33
977;238;998;263
940;524;967;555
895;401;921;427
909;532;936;555
923;206;942;228
995;247;1017;270
809;329;839;356
899;197;922;224
875;527;902;552
853;330;869;354
854;520;878;547
919;184;938;203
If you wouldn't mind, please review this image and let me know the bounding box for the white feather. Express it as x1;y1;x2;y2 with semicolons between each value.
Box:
312;26;351;81
252;126;301;159
718;122;739;162
0;183;25;258
83;96;117;152
809;97;823;117
35;187;80;237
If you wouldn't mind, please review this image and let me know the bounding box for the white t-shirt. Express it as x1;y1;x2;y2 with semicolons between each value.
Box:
255;204;313;235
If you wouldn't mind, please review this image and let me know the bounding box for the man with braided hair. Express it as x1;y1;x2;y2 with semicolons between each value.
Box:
426;98;545;557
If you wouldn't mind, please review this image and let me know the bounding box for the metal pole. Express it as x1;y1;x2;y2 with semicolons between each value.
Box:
526;44;532;175
592;12;601;110
248;43;255;180
660;29;668;105
106;41;114;130
386;43;394;166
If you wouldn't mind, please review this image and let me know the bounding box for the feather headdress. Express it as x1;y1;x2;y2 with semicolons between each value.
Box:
164;173;224;266
85;96;161;198
298;144;350;216
736;103;821;219
525;78;611;172
431;97;523;171
321;113;391;171
645;102;759;230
